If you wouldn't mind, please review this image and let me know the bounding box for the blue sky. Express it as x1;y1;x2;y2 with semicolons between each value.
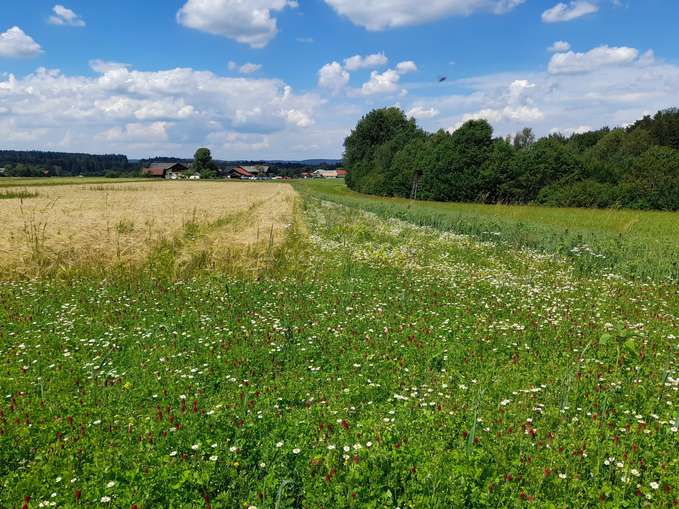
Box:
1;1;678;159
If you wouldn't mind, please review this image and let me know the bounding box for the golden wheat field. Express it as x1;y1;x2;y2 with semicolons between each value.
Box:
0;181;295;276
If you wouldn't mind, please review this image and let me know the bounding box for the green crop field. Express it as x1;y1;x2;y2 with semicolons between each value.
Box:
298;180;679;283
1;181;677;508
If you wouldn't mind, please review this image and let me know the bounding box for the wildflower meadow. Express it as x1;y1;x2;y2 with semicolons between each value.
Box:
0;180;677;508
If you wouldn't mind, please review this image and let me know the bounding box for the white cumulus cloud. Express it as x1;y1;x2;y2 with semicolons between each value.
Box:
360;69;402;96
323;0;526;30
0;65;320;157
49;5;86;27
548;45;640;74
319;55;416;96
176;0;297;48
318;62;350;94
548;41;571;53
0;27;43;58
100;122;171;142
396;61;418;74
453;105;544;131
549;125;593;136
423;42;677;140
406;106;439;119
343;53;388;71
542;1;598;23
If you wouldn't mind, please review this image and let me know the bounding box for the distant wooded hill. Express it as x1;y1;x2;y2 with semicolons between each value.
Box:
0;150;128;177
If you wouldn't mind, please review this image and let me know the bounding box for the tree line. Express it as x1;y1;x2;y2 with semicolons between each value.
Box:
0;148;341;179
344;107;679;210
0;150;128;177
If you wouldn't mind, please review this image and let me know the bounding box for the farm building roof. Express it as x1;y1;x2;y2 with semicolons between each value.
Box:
142;162;189;177
142;166;166;177
241;165;270;175
149;162;188;170
232;166;255;177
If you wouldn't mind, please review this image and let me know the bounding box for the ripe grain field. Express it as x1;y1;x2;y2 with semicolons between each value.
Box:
0;178;149;189
0;180;677;508
0;180;295;277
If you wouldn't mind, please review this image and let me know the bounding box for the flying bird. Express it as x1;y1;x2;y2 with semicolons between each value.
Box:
438;75;447;82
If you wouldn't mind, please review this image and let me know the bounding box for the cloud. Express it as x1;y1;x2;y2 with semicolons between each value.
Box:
239;63;262;74
418;42;678;140
548;45;640;74
319;55;416;96
100;122;171;142
0;65;321;157
549;125;592;136
542;1;598;23
406;105;439;119
323;0;525;30
49;5;86;27
0;27;43;58
343;53;388;71
5;41;679;162
206;130;271;151
285;109;313;127
548;41;571;53
318;62;350;94
360;69;402;96
90;60;130;73
229;61;262;74
452;105;544;131
396;61;418;74
176;0;297;48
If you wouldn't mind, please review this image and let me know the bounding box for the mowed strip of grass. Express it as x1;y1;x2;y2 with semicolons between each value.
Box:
0;191;677;508
295;180;679;282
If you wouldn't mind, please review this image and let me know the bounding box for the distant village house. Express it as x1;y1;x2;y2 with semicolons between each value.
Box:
141;162;189;179
312;168;347;178
224;166;255;179
239;165;270;176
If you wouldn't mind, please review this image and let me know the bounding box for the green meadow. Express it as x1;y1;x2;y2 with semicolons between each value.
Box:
0;181;677;508
298;180;679;282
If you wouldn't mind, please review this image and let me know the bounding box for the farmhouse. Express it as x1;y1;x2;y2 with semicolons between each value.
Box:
141;162;189;179
312;169;347;178
224;166;254;179
240;165;270;176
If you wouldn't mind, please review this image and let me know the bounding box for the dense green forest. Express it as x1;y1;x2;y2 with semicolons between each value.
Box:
344;107;679;210
0;150;128;177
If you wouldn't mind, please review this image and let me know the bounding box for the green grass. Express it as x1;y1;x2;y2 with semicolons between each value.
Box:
295;180;679;282
0;177;150;188
0;186;677;508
